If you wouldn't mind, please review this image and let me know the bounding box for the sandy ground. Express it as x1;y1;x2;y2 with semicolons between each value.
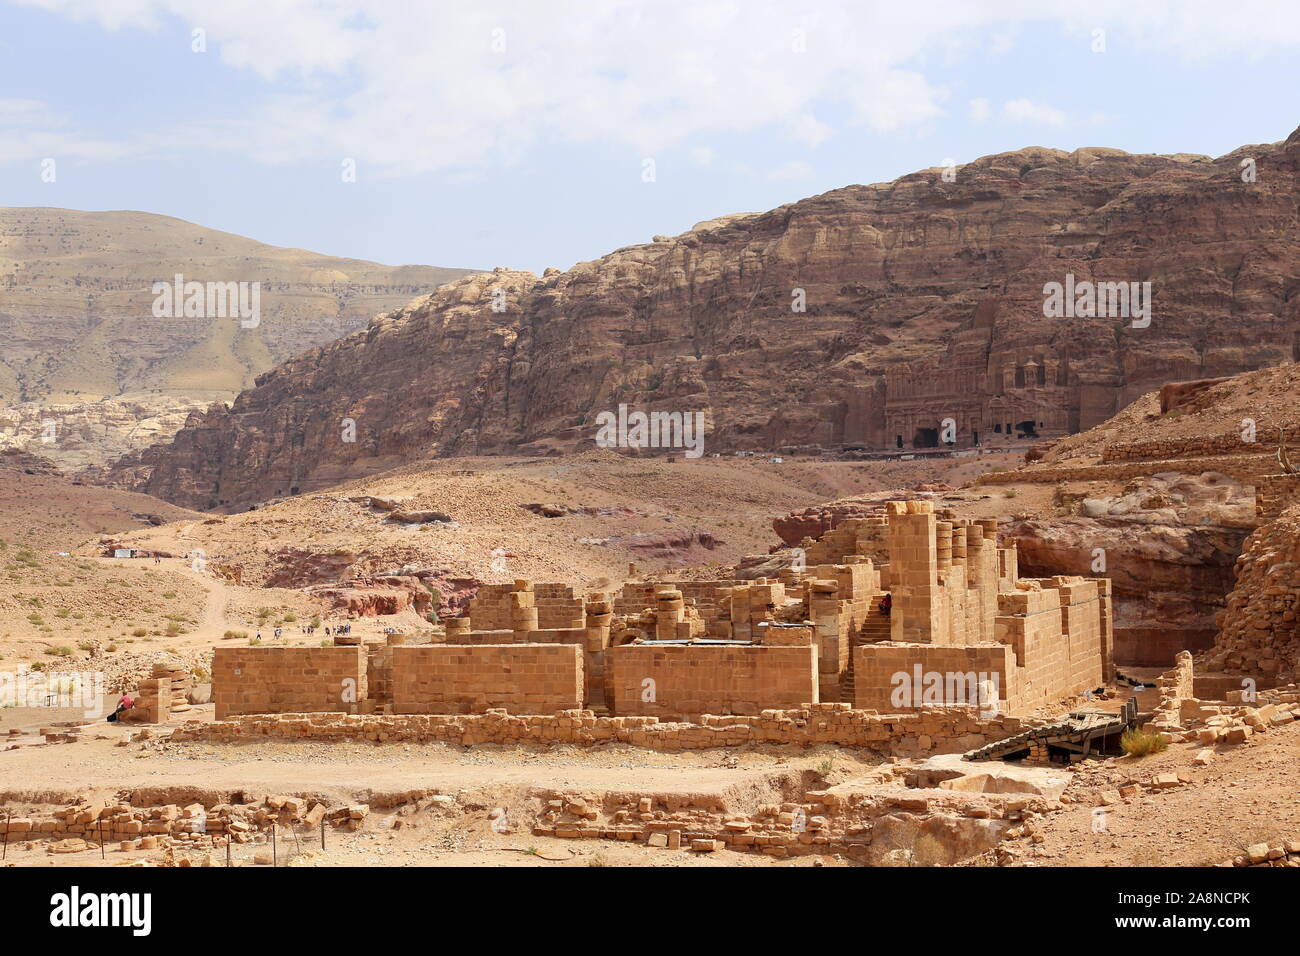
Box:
98;451;1028;590
0;709;871;867
5;689;1297;868
1019;717;1300;867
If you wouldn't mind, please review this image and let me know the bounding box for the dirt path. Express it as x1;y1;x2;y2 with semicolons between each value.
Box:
161;558;231;639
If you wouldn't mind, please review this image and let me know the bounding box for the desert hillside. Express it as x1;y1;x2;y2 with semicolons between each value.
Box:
111;126;1300;512
97;449;1023;594
0;207;479;470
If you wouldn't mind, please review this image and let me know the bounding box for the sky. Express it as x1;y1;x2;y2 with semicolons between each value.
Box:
2;0;1299;275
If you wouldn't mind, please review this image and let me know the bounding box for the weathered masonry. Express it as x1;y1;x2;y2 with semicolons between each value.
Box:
203;501;1112;723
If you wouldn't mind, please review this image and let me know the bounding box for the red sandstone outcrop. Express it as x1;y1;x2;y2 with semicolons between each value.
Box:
107;126;1300;512
306;575;434;619
1005;473;1254;666
772;502;880;547
1158;377;1233;415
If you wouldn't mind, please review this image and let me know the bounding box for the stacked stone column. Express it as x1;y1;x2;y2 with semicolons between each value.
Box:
886;500;942;643
655;588;685;640
510;580;538;640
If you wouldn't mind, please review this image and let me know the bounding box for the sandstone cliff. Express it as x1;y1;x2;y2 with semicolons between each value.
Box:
112;126;1300;511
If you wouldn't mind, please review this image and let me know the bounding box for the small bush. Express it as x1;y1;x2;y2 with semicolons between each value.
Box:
1121;728;1169;757
131;628;148;637
45;645;74;657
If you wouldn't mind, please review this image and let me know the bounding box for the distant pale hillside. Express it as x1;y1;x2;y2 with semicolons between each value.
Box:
0;207;477;404
0;207;479;470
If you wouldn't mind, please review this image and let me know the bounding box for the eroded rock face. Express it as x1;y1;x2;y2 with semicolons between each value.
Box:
1158;377;1233;415
306;575;434;619
1203;501;1300;682
868;811;1011;867
112;129;1300;511
0;396;212;474
1007;474;1254;666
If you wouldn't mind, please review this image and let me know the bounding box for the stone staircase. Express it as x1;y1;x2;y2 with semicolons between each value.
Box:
837;595;892;704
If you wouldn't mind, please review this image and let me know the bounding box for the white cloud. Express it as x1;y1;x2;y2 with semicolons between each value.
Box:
787;113;832;148
0;97;139;164
7;0;1300;174
1001;98;1068;127
968;97;992;122
767;161;812;181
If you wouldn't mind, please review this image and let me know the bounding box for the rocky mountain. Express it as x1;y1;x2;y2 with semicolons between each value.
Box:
109;125;1300;512
0;395;212;475
0;207;478;469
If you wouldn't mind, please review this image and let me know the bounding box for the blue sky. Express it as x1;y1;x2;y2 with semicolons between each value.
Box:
2;0;1299;274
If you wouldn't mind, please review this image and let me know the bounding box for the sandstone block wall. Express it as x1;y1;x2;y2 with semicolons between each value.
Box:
391;644;583;715
1103;428;1290;464
1256;473;1300;521
993;583;1107;709
975;453;1274;487
174;702;1036;759
854;643;1015;712
855;576;1110;714
609;644;818;718
887;503;942;643
213;646;366;720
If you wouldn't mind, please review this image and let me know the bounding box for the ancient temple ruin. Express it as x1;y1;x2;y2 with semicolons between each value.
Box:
203;501;1113;723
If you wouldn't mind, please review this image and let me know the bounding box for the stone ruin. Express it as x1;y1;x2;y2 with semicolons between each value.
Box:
191;501;1115;730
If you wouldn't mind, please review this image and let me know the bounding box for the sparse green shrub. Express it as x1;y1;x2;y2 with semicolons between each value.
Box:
1121;728;1169;757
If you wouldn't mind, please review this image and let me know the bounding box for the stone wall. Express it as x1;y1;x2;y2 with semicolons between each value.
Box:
609;644;818;718
1103;427;1291;463
390;644;583;715
172;702;1036;757
1202;500;1300;683
212;647;366;720
976;453;1275;487
993;583;1107;710
1256;473;1300;521
845;498;1110;710
854;643;1015;712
